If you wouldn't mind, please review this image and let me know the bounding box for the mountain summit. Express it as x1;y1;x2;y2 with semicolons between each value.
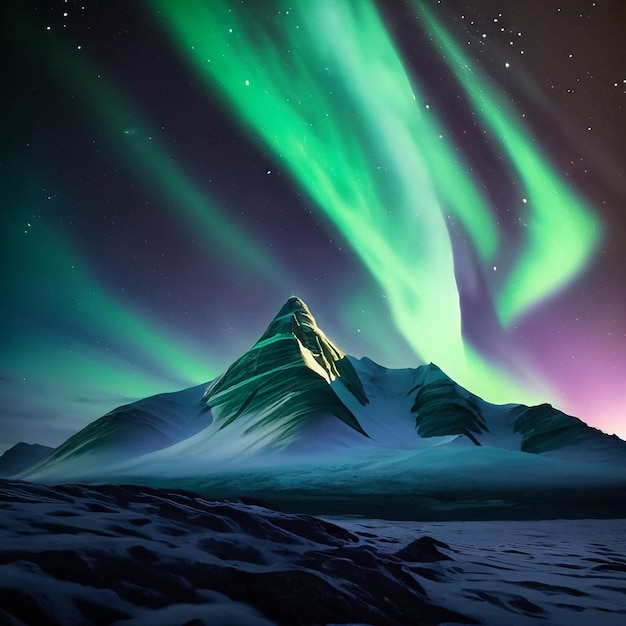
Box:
203;296;369;444
254;297;366;393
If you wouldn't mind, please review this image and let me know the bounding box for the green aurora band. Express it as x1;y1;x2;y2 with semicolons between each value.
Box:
416;2;600;326
2;168;215;431
152;0;600;403
4;6;300;422
9;7;290;285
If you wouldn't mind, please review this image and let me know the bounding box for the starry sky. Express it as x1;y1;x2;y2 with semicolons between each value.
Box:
2;0;626;452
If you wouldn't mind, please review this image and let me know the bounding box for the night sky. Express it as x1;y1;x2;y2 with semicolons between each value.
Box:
2;0;626;452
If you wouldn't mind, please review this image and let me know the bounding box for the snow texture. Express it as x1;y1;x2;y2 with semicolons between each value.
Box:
0;479;470;626
1;479;625;626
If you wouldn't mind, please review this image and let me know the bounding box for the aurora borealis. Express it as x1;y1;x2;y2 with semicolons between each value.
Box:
2;0;625;450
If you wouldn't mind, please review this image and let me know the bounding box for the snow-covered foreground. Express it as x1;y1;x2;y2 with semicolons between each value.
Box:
1;480;625;625
334;517;626;625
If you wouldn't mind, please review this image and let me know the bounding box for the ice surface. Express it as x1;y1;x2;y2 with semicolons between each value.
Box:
0;479;469;625
333;517;626;626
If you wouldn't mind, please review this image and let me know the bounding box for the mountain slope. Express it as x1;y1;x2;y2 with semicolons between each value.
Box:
409;364;488;445
22;384;210;479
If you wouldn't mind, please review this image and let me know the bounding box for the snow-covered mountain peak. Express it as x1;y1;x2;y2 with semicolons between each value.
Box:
255;296;348;383
200;296;369;446
265;295;313;327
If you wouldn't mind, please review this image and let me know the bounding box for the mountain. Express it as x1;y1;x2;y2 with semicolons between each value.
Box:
17;297;626;519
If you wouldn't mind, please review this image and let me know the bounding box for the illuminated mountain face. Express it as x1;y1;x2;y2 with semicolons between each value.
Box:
203;296;369;446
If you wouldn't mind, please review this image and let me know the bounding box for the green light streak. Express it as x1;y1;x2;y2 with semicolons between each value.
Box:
1;182;216;394
3;7;297;424
10;7;287;283
152;0;510;396
416;3;601;325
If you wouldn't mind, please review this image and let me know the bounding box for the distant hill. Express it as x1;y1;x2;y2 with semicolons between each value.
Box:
0;443;53;477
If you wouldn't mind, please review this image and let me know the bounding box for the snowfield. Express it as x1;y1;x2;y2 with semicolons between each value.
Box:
1;479;625;626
